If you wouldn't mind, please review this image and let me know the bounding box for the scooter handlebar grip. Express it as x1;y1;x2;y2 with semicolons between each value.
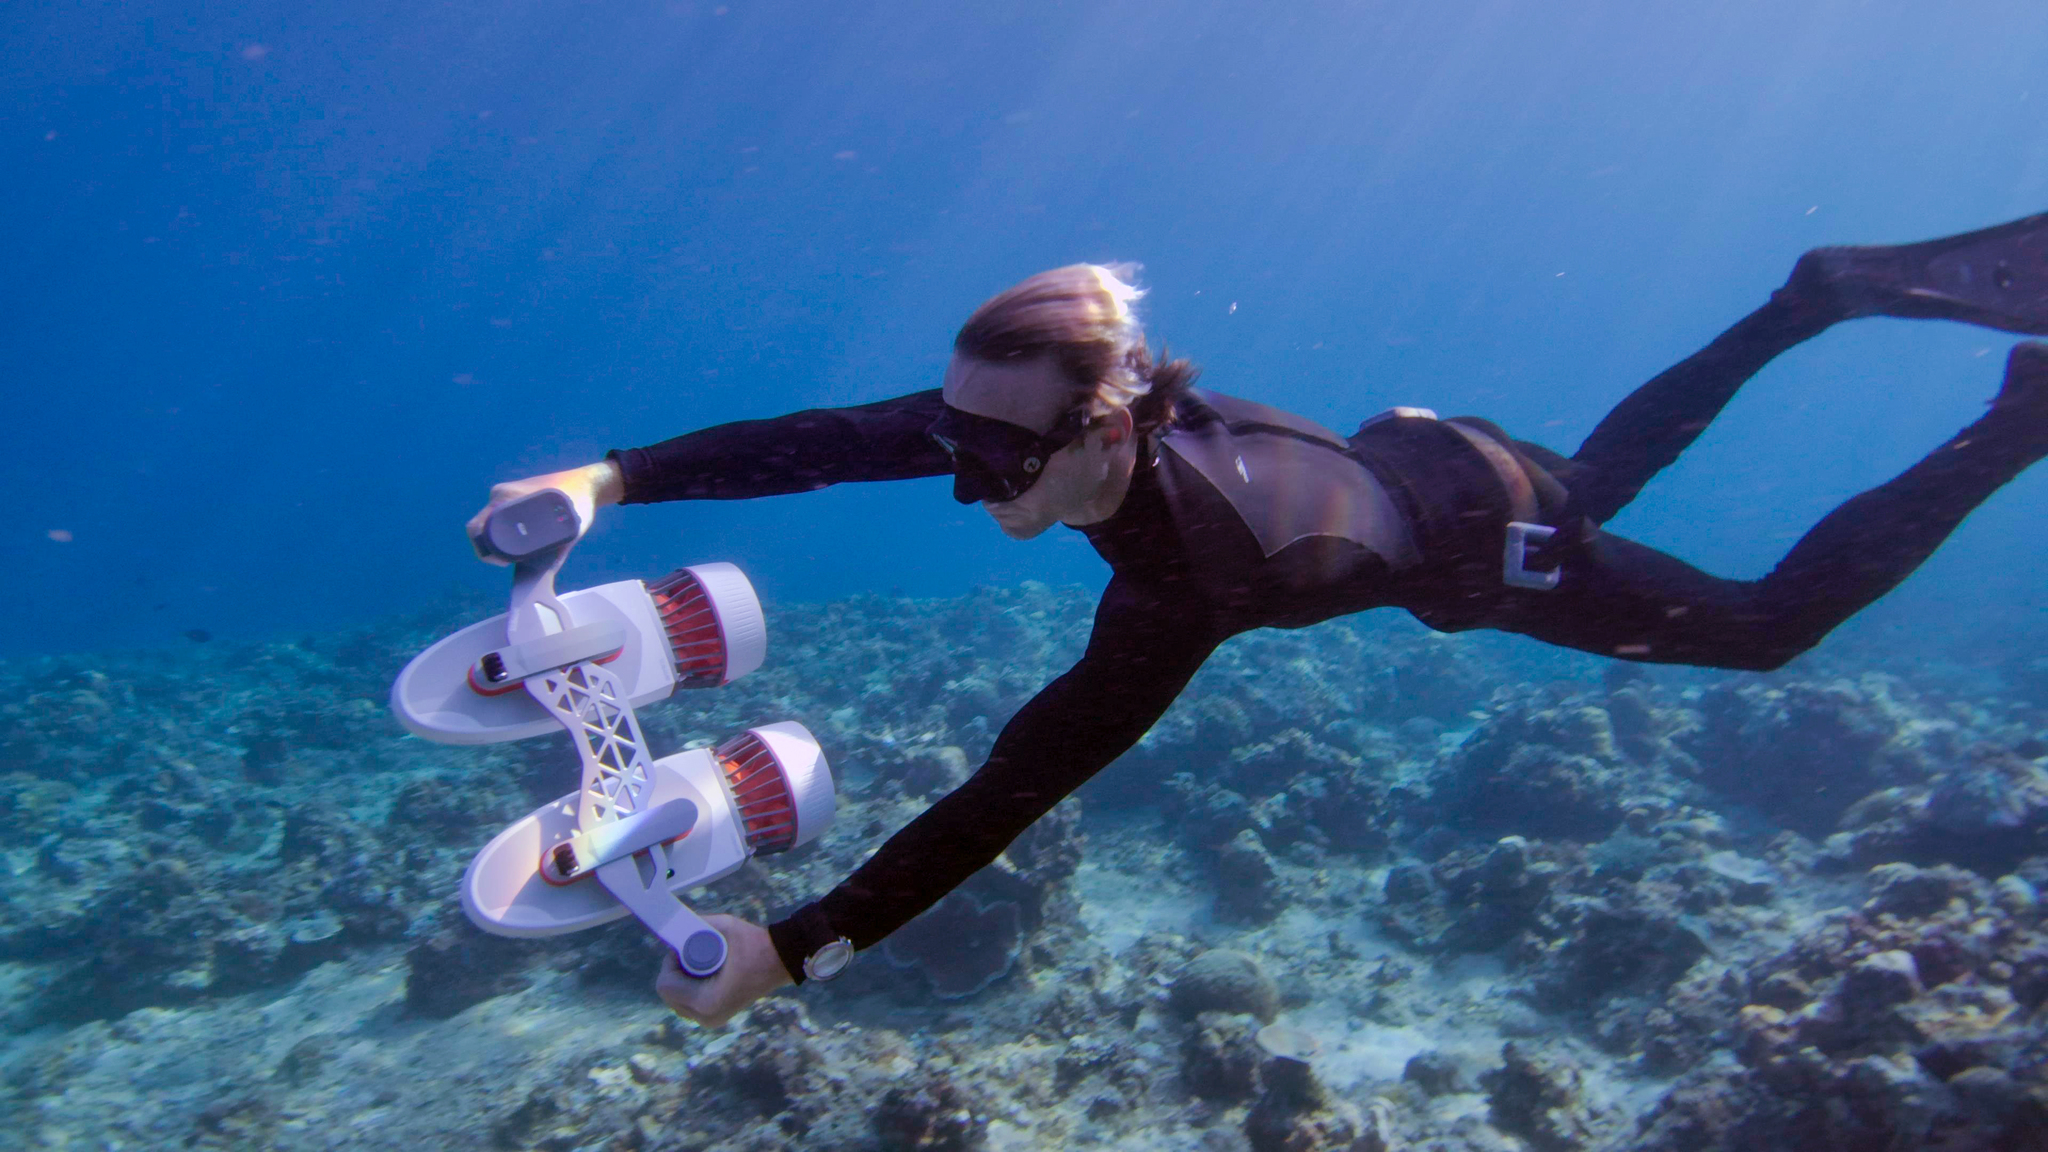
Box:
677;929;728;978
478;489;581;561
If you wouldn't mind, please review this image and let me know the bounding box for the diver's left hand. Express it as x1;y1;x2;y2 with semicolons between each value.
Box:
654;915;794;1028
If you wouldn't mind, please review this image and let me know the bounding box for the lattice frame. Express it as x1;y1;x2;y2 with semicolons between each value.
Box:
525;659;651;828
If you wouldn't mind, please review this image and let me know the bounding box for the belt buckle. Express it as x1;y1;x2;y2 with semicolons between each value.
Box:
1504;521;1561;590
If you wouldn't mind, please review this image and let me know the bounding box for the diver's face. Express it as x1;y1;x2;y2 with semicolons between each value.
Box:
939;354;1131;539
981;432;1103;539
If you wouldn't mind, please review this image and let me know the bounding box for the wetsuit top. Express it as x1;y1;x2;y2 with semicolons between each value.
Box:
608;386;1488;980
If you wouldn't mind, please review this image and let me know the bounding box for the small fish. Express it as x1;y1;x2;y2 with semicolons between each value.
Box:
184;629;212;644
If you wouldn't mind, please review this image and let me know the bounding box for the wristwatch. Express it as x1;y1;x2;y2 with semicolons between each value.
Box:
775;904;857;984
804;936;856;981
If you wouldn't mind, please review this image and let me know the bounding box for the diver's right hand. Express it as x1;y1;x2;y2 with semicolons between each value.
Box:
466;461;624;564
654;915;794;1028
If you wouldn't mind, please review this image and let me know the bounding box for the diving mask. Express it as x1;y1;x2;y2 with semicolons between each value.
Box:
928;404;1089;504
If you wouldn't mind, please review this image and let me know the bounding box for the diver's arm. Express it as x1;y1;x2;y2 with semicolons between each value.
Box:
608;389;953;504
768;576;1221;980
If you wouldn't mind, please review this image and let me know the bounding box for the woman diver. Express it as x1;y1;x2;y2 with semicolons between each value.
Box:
469;212;2048;1026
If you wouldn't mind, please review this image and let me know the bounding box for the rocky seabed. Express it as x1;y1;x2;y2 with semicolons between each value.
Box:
2;583;2045;1151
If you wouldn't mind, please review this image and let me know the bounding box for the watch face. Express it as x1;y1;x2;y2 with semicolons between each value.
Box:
807;939;855;981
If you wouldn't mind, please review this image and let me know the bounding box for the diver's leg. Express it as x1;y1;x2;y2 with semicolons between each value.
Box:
1468;528;1775;669
1567;293;1835;523
1571;211;2048;524
1503;343;2048;670
1746;340;2048;648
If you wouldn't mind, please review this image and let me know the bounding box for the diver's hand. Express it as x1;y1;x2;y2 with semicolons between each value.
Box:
466;461;623;564
654;915;795;1028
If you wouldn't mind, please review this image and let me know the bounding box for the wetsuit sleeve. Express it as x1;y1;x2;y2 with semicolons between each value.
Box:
605;390;952;503
768;576;1222;981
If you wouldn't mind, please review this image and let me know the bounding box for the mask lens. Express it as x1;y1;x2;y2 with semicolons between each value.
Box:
930;407;1051;505
948;449;1014;505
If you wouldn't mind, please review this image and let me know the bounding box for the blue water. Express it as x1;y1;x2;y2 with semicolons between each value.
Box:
6;0;2047;656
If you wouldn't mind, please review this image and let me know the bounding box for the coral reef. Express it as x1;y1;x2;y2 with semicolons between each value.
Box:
1819;743;2048;874
882;891;1025;999
1629;857;2048;1151
1402;1048;1466;1096
1182;1012;1264;1101
402;919;535;1019
1169;949;1282;1023
1246;1049;1384;1152
873;1076;989;1151
3;582;2047;1152
1431;700;1635;841
877;794;1087;999
1216;829;1287;923
1481;1042;1606;1152
1682;677;1958;835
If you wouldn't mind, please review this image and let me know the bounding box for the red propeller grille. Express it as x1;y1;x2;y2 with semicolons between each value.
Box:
716;731;799;854
648;568;728;688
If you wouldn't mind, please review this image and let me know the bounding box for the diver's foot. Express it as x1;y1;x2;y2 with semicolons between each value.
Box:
1782;211;2048;334
1990;341;2048;422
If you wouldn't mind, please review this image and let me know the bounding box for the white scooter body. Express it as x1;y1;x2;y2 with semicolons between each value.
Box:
390;489;830;979
463;747;746;936
392;580;676;746
390;560;767;746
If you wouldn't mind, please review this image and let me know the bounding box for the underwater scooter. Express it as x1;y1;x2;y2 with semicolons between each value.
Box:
390;489;836;977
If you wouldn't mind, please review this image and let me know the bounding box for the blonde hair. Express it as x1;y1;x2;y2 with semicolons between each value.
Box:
954;263;1197;432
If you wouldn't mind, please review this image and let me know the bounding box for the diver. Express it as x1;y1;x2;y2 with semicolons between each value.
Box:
469;212;2048;1027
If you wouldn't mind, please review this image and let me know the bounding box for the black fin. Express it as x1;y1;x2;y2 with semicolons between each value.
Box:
1787;211;2048;335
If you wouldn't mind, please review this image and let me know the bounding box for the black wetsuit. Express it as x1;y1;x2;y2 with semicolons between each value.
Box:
609;290;2048;981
